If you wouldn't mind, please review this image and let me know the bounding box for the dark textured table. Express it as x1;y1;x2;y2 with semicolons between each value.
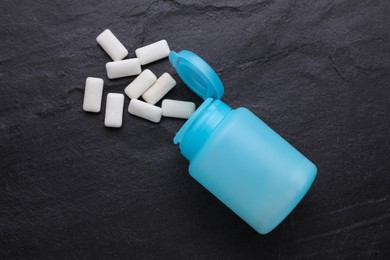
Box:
1;0;389;259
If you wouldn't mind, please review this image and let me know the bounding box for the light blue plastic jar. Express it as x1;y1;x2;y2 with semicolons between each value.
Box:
169;50;317;234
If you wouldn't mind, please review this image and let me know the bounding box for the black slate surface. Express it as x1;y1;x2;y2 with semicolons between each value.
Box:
1;0;390;259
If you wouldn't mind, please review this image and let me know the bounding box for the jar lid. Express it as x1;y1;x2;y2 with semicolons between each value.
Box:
169;50;224;100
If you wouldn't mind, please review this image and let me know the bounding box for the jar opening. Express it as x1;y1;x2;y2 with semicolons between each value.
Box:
174;99;231;160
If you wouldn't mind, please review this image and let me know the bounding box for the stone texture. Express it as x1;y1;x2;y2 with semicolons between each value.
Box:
0;0;389;258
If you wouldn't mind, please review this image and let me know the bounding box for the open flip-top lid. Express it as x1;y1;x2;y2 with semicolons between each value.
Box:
169;50;224;100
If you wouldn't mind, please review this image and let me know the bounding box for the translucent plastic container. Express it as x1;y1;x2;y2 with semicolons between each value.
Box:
169;50;317;234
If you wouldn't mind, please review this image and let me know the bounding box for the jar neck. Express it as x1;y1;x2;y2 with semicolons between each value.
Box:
174;98;232;161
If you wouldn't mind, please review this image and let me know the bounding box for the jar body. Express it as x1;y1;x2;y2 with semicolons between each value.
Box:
186;105;317;234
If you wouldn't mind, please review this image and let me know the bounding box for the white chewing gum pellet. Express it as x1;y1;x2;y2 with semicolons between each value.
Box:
104;93;124;128
162;99;196;119
106;58;141;79
124;69;157;99
142;73;176;105
135;40;170;65
128;99;162;123
83;77;104;113
96;29;128;61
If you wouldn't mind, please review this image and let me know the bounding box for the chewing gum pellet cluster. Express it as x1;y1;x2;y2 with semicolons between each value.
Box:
83;29;196;127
